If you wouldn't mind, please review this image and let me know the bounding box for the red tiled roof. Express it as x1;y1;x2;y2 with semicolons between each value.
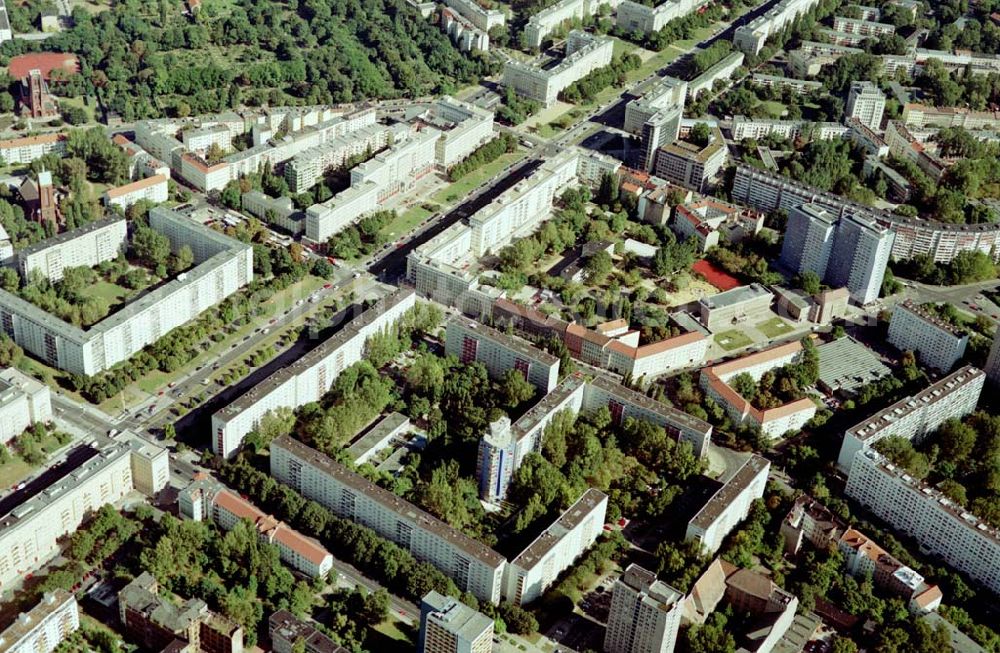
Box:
0;133;67;149
213;490;331;566
105;174;167;199
8;53;80;80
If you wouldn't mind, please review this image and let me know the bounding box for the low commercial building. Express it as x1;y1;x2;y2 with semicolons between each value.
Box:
502;31;614;106
0;367;51;445
605;564;684;653
734;0;823;55
346;412;411;465
418;591;494;653
269;611;347;653
700;341;817;439
685;455;769;554
0;591;79;653
119;572;243;653
240;191;304;235
179;479;334;578
504;488;608;605
270;436;507;603
445;317;560;394
673;198;764;253
0;438;168;592
211;289;415;458
836;365;984;472
103;174;169;211
887;300;968;372
814;336;891;396
697;283;773;331
653;124;727;191
846;449;1000;596
17;217;127;282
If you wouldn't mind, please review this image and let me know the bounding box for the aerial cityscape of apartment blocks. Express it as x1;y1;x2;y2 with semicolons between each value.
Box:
0;437;168;591
445;317;560;394
0;591;79;653
733;164;1000;265
16;217;127;282
685;455;770;554
779;204;893;305
604;564;684;653
700;342;817;439
887;300;969;373
846;450;1000;595
0;367;51;445
477;374;587;503
418;591;494;653
211;288;416;458
0;208;252;376
504;488;608;605
782;496;943;614
269;436;507;603
179;478;334;579
503;31;614;106
837;366;984;472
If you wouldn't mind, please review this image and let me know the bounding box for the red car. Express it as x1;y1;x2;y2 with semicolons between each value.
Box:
323;283;332;289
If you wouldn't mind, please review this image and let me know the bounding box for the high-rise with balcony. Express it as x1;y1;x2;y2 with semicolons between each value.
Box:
846;81;886;131
605;564;684;653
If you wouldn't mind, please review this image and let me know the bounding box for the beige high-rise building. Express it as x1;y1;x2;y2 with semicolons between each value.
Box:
605;565;684;653
418;591;493;653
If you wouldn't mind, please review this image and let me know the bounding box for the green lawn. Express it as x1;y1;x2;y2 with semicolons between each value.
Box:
369;620;415;653
431;151;527;205
714;329;754;351
760;101;787;118
381;204;437;240
756;317;794;339
0;434;71;488
82;280;131;306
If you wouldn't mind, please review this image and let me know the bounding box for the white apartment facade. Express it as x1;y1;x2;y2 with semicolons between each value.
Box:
616;0;708;35
432;97;495;168
836;366;984;472
0;367;51;445
685;455;770;554
442;0;505;31
833;15;895;37
271;436;507;603
211;289;415;458
0;440;134;591
469;149;579;255
686;52;746;100
730;117;847;141
182;124;233;153
103;174;169;211
887;300;968;372
605;564;684;653
0;591;79;653
502;31;613;106
17;218;127;283
0;209;252;376
445;317;560;394
846;81;886;131
846;449;1000;595
0;134;67;166
733;0;823;55
503;488;608;605
525;0;616;48
284;124;395;192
